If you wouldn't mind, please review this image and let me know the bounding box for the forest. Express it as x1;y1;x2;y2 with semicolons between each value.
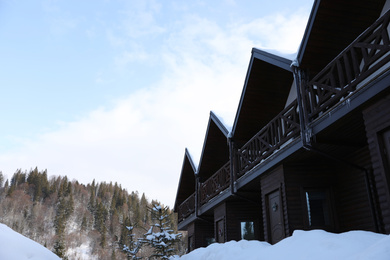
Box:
0;168;186;259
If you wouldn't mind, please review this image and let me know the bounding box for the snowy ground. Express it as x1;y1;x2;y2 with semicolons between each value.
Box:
0;223;60;260
1;222;390;260
173;229;390;260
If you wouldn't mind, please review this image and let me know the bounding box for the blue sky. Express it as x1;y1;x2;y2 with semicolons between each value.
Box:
0;0;313;206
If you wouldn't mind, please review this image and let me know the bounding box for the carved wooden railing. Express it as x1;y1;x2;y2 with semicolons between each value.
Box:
303;9;390;122
200;162;231;205
236;100;300;177
177;192;196;222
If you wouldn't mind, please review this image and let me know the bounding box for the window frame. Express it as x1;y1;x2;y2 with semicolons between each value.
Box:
302;187;335;231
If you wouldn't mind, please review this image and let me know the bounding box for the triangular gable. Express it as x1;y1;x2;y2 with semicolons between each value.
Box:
231;48;294;147
174;148;197;212
197;111;230;182
296;0;386;78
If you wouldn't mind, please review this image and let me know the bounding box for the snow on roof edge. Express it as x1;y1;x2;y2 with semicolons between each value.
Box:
252;47;298;62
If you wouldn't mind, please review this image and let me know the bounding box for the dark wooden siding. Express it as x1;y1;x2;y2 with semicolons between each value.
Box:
214;200;263;242
334;146;376;232
284;162;337;233
283;145;376;234
363;93;390;233
260;166;287;242
225;201;263;241
187;220;214;251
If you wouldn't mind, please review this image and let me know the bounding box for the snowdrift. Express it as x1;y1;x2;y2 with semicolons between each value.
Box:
173;229;390;260
1;222;389;260
0;223;60;260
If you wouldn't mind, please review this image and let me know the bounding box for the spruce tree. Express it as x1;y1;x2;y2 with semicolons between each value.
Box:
142;204;182;259
121;221;142;260
0;171;3;188
53;238;68;260
81;215;88;232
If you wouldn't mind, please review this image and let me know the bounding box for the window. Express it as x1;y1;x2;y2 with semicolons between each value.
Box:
205;237;215;246
240;221;255;240
305;190;331;228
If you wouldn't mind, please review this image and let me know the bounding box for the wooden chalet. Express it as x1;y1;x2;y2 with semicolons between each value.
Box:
174;0;390;252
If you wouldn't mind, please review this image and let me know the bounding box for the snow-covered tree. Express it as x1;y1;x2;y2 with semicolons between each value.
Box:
121;219;142;260
142;204;182;259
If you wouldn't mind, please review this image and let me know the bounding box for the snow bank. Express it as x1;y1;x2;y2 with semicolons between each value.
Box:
172;229;390;260
1;222;389;260
0;223;60;260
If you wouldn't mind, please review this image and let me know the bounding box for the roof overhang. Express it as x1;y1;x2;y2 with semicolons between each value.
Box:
197;111;230;181
297;0;386;77
231;48;294;145
173;148;196;212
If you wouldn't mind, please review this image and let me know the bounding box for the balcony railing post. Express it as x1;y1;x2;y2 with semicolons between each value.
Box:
293;65;312;146
228;137;236;194
195;173;199;217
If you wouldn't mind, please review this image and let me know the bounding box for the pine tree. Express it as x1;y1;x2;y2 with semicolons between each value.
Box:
140;193;149;225
81;215;88;232
54;196;67;236
142;204;182;260
121;221;142;260
88;187;96;213
53;238;68;260
0;171;4;188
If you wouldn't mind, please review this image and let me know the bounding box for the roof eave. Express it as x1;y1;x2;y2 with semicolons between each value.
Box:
231;48;294;138
197;111;230;175
173;148;196;212
296;0;321;66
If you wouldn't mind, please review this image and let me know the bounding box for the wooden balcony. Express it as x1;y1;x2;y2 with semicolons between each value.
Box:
200;162;230;205
177;101;300;219
236;100;300;178
302;9;390;123
177;192;195;222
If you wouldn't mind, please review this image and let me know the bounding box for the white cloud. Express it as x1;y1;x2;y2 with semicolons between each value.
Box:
0;6;310;207
114;49;150;68
232;10;309;53
118;0;165;39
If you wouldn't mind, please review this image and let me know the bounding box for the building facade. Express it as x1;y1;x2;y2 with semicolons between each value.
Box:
174;0;390;252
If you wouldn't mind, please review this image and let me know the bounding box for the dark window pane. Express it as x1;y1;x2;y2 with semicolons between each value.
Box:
305;191;330;227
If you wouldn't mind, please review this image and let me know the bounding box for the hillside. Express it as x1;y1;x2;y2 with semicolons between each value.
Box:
0;168;186;259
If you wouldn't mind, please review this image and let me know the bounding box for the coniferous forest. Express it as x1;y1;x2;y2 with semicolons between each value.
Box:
0;168;187;259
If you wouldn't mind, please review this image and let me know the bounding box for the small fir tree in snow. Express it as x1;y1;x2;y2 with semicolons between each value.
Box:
121;220;142;260
142;204;182;259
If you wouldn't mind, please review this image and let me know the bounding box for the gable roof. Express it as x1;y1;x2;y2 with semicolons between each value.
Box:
230;48;294;145
197;111;230;182
174;148;197;212
297;0;386;78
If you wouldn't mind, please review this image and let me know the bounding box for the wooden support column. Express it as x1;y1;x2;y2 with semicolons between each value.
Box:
195;172;200;217
229;137;237;194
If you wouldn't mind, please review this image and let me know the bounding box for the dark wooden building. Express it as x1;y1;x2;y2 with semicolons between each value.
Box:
174;0;390;252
